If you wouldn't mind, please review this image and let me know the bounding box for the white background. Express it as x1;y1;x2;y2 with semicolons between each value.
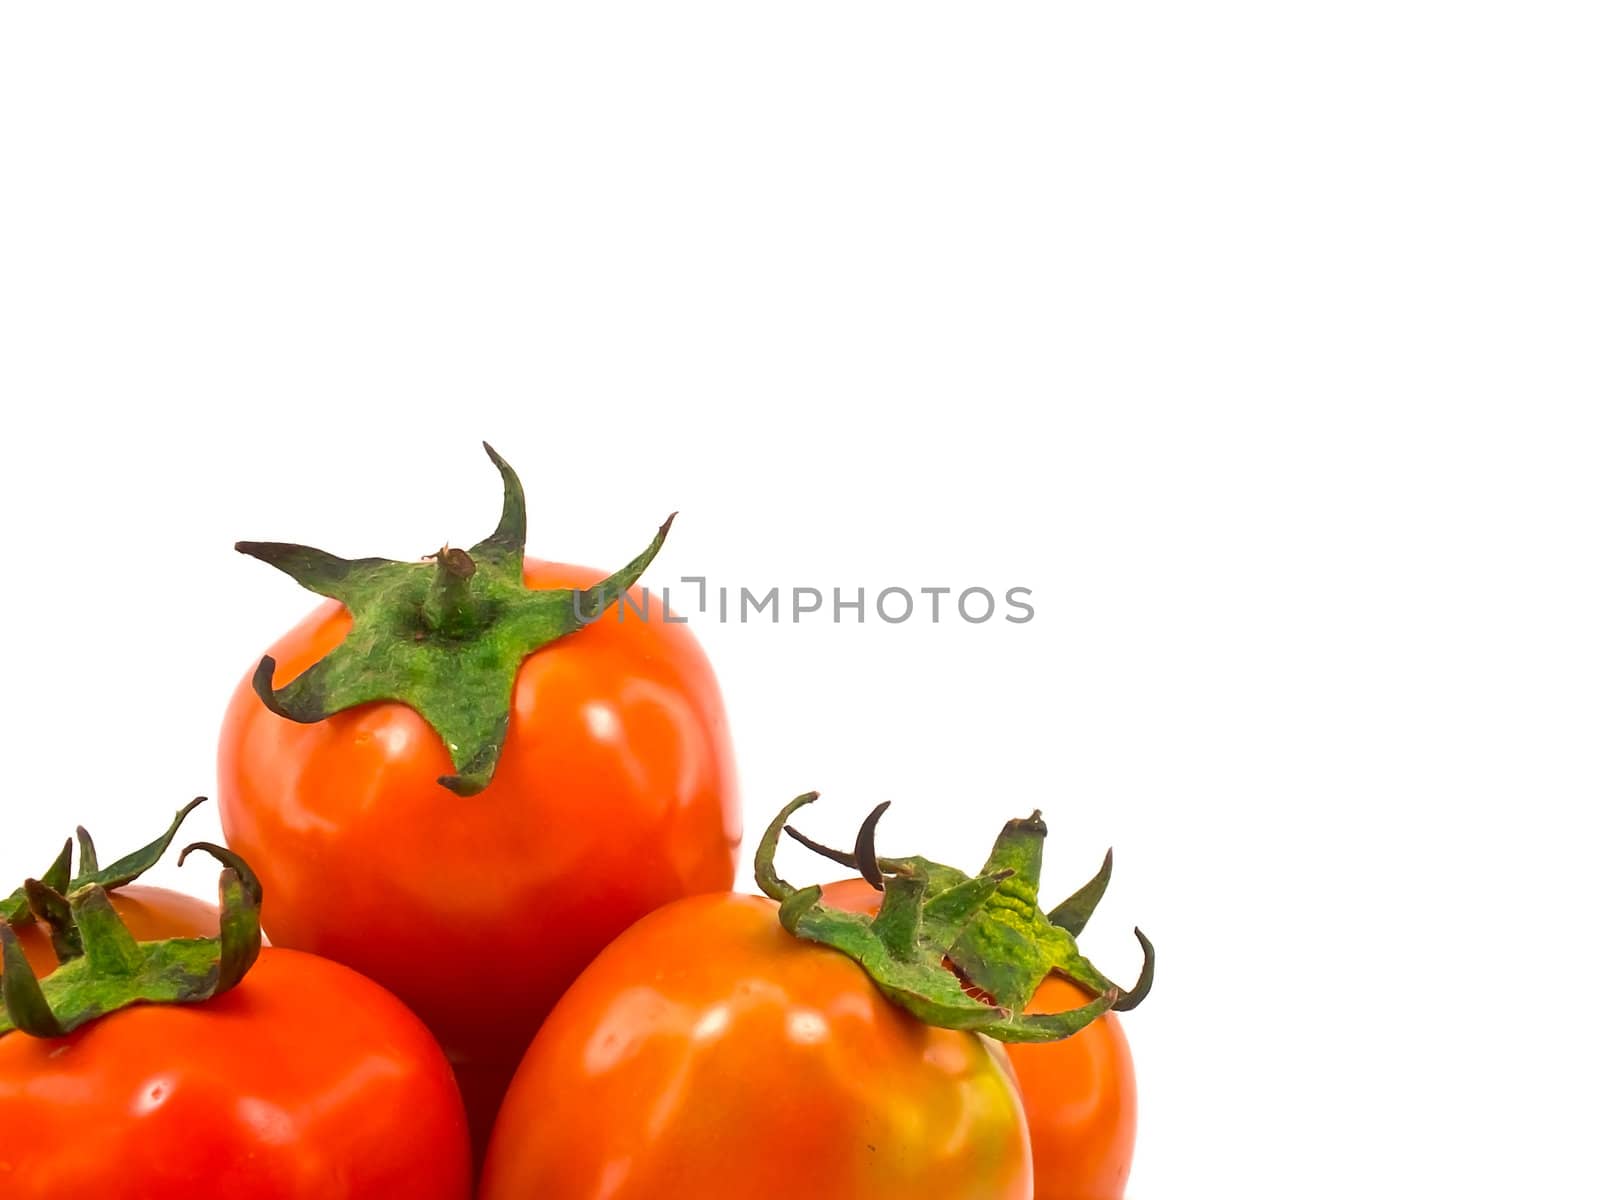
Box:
2;6;1597;1197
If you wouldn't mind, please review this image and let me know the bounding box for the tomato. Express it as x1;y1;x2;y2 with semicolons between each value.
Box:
1011;976;1138;1200
219;558;739;1146
5;884;219;980
823;877;1138;1200
478;892;1032;1200
0;947;472;1198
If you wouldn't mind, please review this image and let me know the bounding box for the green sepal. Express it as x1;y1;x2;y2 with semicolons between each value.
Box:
23;879;79;963
75;826;100;876
39;840;72;896
0;798;207;931
1048;848;1114;937
0;844;263;1040
757;793;1154;1043
237;442;675;796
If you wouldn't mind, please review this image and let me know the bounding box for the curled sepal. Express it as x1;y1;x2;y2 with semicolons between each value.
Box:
1112;928;1155;1013
993;988;1120;1044
87;797;210;891
177;842;263;993
754;791;821;901
765;795;1154;1043
1;798;207;930
0;848;264;1041
238;443;677;796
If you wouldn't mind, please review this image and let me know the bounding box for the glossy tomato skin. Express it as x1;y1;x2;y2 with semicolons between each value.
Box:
5;884;221;980
0;948;472;1199
218;560;740;1080
1011;976;1138;1200
479;892;1032;1200
823;878;1139;1200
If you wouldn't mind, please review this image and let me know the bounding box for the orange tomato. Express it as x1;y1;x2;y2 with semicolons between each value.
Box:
218;559;740;1147
1012;975;1138;1200
824;877;1139;1200
479;892;1032;1200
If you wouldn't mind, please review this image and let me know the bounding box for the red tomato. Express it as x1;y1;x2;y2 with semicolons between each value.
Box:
0;947;472;1198
5;884;220;980
218;560;739;1145
823;877;1139;1200
479;892;1032;1200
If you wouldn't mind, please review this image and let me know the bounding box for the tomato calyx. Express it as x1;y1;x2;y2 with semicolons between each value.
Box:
0;797;206;939
755;793;1155;1043
236;442;675;796
0;840;263;1040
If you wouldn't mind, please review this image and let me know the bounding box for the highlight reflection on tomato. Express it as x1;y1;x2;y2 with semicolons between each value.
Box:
479;892;1032;1200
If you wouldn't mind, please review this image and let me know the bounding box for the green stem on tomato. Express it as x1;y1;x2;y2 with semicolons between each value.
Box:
755;793;1156;1043
0;797;206;935
236;443;675;796
0;842;264;1040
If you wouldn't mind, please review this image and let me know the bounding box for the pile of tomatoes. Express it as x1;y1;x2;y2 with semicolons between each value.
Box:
0;447;1148;1200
